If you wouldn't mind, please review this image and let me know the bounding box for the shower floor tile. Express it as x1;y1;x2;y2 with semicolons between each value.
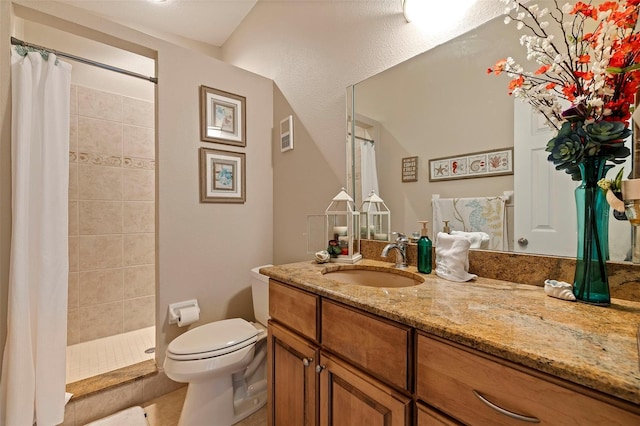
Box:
66;326;155;384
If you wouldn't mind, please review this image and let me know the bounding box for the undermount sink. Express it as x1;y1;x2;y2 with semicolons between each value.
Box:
322;266;425;288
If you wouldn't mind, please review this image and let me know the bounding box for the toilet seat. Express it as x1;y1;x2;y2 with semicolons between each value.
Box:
166;318;259;361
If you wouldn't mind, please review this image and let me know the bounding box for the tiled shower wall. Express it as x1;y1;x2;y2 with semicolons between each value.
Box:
68;84;155;345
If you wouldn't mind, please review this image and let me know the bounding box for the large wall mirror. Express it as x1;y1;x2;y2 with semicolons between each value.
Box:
347;16;635;261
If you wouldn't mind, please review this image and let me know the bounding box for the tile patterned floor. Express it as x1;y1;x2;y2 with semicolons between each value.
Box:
66;326;155;383
143;387;267;426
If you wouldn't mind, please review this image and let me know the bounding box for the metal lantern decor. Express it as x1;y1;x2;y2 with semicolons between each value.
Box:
360;190;391;242
325;188;362;263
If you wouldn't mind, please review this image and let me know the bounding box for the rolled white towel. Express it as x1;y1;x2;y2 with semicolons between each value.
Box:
450;230;490;249
435;232;477;282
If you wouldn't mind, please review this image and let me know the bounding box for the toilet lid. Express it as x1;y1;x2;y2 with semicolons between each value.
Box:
166;318;259;361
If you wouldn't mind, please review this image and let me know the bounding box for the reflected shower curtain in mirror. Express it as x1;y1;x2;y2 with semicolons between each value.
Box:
1;48;71;426
360;140;379;201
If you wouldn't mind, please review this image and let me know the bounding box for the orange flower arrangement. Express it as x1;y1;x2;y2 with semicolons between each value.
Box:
488;0;640;129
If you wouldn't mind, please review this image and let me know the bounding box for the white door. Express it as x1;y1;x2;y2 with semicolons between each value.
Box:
513;101;578;256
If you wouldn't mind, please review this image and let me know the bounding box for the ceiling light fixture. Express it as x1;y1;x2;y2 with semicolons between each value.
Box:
402;0;424;23
402;0;477;31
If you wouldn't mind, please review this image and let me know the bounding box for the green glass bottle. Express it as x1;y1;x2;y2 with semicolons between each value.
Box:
417;221;432;274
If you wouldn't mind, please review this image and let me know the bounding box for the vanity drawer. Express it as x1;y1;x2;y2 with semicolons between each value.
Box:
321;299;411;391
416;402;462;426
269;280;319;342
416;334;640;425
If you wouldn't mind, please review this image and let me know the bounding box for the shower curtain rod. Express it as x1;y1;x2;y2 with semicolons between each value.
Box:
354;135;374;143
11;37;158;84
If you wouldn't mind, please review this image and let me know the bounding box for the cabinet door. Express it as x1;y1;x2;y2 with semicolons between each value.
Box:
269;321;319;426
319;353;410;426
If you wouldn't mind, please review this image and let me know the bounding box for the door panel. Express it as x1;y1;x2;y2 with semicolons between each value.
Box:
269;321;319;426
319;353;409;426
514;100;577;256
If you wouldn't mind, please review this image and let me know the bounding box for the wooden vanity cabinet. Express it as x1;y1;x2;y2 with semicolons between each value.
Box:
268;280;411;426
268;278;640;426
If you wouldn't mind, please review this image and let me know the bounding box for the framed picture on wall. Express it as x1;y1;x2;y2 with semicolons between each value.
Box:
401;156;418;182
428;147;513;182
199;148;246;203
199;85;246;147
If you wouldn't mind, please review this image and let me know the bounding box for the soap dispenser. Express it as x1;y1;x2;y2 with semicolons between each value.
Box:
417;221;432;274
443;220;451;234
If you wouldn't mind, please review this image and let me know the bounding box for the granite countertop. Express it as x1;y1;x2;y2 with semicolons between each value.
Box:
260;259;640;406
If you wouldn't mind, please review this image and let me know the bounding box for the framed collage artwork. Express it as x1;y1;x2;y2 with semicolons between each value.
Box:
428;148;513;182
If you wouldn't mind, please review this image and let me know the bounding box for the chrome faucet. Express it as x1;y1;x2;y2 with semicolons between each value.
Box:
381;232;409;269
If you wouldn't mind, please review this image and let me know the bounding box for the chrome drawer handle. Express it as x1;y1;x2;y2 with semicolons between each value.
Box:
315;365;325;374
473;390;540;423
302;357;313;367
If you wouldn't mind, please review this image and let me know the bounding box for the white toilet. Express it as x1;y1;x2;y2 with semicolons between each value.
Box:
164;265;271;426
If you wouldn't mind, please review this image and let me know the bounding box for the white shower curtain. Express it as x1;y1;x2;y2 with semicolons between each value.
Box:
1;48;71;426
360;141;379;199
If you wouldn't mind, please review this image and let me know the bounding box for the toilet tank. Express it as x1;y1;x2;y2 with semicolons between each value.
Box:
251;265;272;327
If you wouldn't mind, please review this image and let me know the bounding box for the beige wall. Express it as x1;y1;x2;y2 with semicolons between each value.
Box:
223;1;504;264
155;36;273;364
271;86;342;264
2;1;274;369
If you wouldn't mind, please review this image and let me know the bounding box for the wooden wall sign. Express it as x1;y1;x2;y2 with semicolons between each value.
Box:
402;156;418;182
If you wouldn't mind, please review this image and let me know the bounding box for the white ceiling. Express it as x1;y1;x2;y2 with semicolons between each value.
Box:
56;0;259;47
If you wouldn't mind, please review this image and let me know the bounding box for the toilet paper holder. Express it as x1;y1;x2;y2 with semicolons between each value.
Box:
168;299;200;325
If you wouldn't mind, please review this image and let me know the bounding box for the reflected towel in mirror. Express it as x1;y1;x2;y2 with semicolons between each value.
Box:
432;195;507;250
450;230;490;249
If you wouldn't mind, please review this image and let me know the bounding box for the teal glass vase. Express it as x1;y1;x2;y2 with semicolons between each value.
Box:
573;156;610;306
